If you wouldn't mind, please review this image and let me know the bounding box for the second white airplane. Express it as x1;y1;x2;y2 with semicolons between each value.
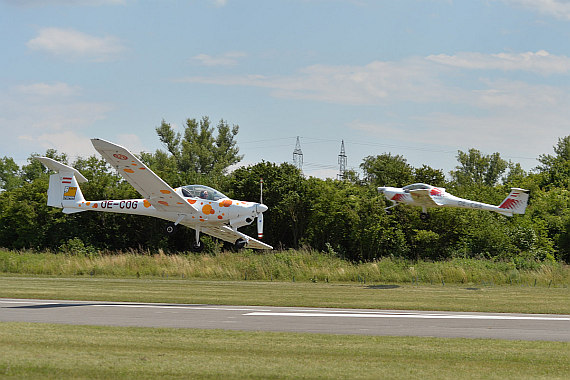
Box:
378;183;529;220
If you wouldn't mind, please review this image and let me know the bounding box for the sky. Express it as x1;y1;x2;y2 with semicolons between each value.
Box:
2;0;570;179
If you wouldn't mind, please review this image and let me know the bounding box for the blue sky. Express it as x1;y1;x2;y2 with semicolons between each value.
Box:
2;0;570;179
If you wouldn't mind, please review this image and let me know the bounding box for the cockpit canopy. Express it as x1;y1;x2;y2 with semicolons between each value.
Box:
402;183;432;192
180;185;228;201
402;183;445;194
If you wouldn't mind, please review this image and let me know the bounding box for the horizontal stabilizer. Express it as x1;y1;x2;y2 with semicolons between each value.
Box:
35;157;88;183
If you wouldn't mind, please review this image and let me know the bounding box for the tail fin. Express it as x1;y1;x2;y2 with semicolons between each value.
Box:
498;188;529;216
35;157;88;213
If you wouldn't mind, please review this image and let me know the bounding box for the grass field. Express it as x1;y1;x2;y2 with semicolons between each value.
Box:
0;323;568;379
0;276;569;314
1;248;568;287
1;250;569;378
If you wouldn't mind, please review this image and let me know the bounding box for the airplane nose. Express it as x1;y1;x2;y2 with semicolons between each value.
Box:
256;203;268;213
378;187;386;194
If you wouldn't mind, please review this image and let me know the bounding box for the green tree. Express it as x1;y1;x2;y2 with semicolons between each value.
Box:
155;117;242;181
536;136;570;189
413;165;446;186
0;157;22;191
228;162;308;248
451;149;508;187
360;153;413;187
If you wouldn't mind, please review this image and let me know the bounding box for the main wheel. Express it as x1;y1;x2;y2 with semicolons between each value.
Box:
420;213;429;221
192;241;204;252
165;223;177;235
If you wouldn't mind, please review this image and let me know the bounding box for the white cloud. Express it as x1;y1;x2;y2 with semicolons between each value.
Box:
19;131;97;159
27;27;125;62
427;50;570;74
115;134;148;155
501;0;570;20
0;83;113;159
179;50;570;164
210;0;227;7
181;58;447;105
192;51;246;66
2;0;125;7
181;50;569;107
15;82;79;97
348;77;570;161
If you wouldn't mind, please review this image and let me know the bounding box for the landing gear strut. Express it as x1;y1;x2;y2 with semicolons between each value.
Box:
192;228;204;252
192;241;204;252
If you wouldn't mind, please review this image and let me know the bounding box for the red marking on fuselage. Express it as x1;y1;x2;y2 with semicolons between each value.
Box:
391;193;406;202
430;188;443;196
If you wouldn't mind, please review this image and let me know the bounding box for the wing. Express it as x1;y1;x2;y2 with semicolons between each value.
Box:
409;189;443;207
201;225;273;250
91;138;197;214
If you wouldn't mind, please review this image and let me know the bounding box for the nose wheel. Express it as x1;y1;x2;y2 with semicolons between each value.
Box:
420;212;430;221
234;239;247;250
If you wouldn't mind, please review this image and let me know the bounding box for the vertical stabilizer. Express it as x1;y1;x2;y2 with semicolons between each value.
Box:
35;157;87;210
498;188;530;215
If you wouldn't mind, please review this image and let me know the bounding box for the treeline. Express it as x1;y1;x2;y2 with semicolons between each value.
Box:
1;116;569;265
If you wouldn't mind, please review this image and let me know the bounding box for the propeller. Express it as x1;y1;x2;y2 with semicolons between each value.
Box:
256;178;266;239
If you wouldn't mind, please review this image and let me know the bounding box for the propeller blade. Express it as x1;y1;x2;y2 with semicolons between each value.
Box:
260;177;263;204
257;211;264;239
257;178;265;239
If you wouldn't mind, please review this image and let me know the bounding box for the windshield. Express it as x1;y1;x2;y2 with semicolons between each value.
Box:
181;185;228;201
402;183;431;192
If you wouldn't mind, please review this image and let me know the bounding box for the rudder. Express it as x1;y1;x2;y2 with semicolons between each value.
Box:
35;157;88;210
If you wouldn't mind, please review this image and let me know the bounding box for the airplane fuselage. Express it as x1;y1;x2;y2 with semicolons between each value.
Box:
379;183;529;217
69;194;262;230
379;187;500;212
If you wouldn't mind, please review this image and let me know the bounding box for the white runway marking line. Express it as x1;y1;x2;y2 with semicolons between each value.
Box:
91;305;272;312
244;311;570;321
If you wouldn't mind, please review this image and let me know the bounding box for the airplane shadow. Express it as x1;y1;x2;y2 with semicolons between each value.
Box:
8;303;210;310
366;285;400;290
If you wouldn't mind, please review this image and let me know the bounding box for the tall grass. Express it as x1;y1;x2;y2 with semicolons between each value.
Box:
0;248;568;286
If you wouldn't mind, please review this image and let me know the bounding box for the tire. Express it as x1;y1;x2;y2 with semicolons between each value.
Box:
420;213;429;221
234;239;247;250
192;241;204;252
165;223;177;235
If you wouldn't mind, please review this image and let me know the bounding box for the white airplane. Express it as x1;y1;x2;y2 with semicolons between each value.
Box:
378;183;529;220
35;138;272;251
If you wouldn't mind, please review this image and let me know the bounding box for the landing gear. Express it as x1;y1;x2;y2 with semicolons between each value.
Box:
420;212;430;221
192;228;204;252
192;241;204;252
234;239;247;250
384;201;398;215
165;222;177;235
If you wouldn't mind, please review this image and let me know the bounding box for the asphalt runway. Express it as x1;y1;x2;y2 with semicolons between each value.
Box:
1;298;569;341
